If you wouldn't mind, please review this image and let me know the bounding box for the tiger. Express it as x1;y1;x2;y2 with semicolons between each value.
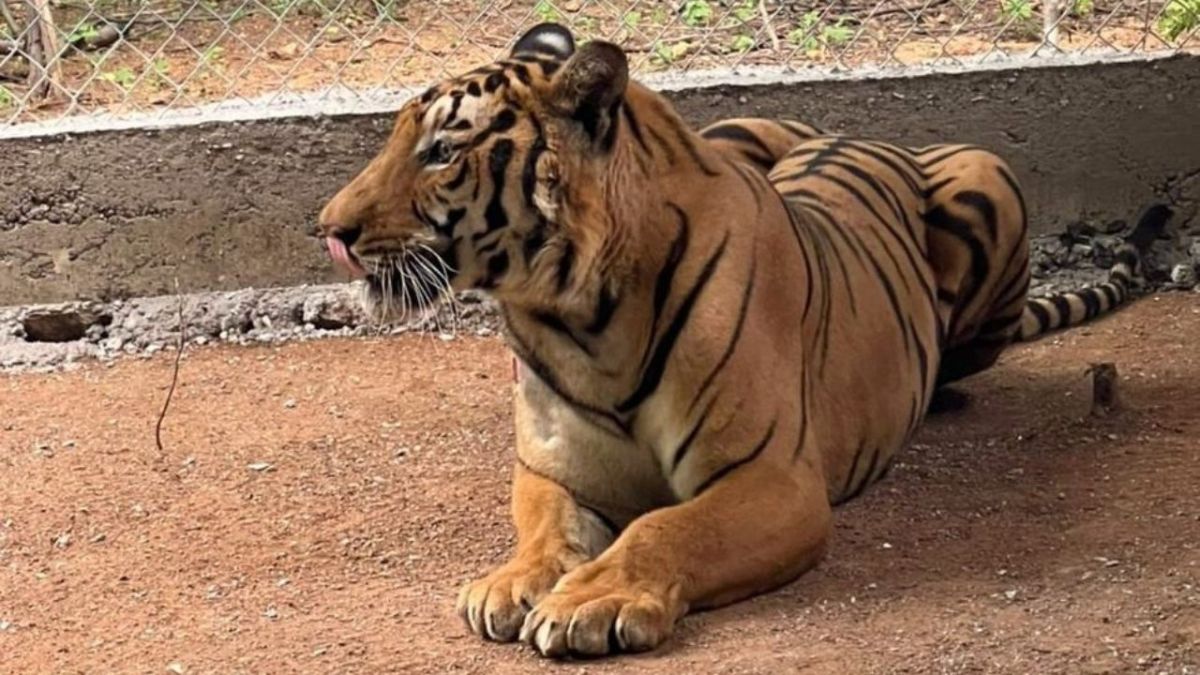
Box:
315;23;1169;658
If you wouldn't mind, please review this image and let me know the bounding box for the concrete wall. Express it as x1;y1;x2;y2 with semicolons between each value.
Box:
2;55;1197;306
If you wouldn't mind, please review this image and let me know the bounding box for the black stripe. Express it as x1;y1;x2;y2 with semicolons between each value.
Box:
555;242;575;293
1099;283;1118;308
446;159;471;191
784;204;818;323
953;190;999;243
731;161;766;208
531;310;593;356
688;251;757;413
645;125;677;165
1050;295;1073;327
599;99;622;153
1079;289;1102;319
483;72;507;93
641;215;690;367
1026;300;1052;332
844;446;881;502
671;394;717;471
838;440;868;502
480;251;509;289
522;215;549;264
849;140;923;195
924;176;956;197
585;286;620;335
479;139;514;237
620;102;651;155
509;62;531;86
924;204;991;322
465;81;481;97
915;144;979;169
694;419;776;496
675;127;722;177
796;197;912;365
617;230;729;413
701;123;777;162
521;131;546;208
504;310;627;433
446;91;465;125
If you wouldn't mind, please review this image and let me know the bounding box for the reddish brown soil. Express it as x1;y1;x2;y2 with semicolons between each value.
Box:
3;0;1193;123
1;293;1198;674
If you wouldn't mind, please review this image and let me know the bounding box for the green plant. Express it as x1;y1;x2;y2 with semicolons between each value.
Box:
730;34;755;52
652;40;691;65
1159;0;1200;40
534;0;558;23
576;16;598;35
68;22;100;44
787;11;821;50
731;0;757;23
1000;0;1034;23
822;18;854;46
1070;0;1094;17
0;85;13;108
100;66;137;90
651;7;670;25
622;10;642;30
787;12;855;53
151;58;172;88
202;45;225;72
681;0;713;27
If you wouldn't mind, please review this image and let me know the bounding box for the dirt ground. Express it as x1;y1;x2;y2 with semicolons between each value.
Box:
1;293;1198;674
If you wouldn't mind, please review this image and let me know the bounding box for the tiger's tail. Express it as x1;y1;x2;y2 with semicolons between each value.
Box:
1017;204;1173;342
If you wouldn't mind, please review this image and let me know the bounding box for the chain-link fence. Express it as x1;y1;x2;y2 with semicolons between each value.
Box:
0;0;1196;126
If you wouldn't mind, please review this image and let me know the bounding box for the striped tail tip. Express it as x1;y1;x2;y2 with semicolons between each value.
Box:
1018;204;1173;342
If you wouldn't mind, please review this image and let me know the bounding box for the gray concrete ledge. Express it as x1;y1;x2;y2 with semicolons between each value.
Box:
2;54;1198;306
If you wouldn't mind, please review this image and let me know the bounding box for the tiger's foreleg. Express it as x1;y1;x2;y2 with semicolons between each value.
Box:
519;456;832;657
457;460;614;642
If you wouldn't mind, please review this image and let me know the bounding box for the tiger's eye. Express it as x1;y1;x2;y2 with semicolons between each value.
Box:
426;140;454;166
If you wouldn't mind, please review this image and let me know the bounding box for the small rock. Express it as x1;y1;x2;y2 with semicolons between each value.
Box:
166;663;185;674
264;606;279;620
1169;262;1197;287
247;461;275;472
1004;589;1018;600
283;399;297;409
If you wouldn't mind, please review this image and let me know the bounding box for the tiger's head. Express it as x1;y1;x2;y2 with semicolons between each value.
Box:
318;23;633;322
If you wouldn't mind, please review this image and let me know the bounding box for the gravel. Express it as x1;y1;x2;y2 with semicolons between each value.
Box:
1;219;1195;373
0;283;500;373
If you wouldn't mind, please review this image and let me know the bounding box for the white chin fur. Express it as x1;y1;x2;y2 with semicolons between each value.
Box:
356;279;442;327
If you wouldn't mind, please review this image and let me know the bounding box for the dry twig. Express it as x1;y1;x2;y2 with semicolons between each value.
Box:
24;0;62;100
155;280;187;455
759;0;781;51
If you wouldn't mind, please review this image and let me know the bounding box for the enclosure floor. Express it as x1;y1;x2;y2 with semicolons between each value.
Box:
1;294;1198;674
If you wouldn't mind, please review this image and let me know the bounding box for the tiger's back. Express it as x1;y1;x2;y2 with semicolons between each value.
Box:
766;135;1029;502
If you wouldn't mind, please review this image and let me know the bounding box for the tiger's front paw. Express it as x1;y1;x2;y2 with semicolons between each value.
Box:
457;556;570;642
519;560;684;658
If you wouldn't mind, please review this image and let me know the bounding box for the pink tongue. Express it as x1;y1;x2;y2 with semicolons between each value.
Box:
326;236;367;279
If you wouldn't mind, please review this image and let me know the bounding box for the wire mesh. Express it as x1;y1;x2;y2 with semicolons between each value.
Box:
0;0;1196;126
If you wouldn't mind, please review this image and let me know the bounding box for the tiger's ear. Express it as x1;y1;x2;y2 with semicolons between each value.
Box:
511;23;575;59
548;41;628;147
